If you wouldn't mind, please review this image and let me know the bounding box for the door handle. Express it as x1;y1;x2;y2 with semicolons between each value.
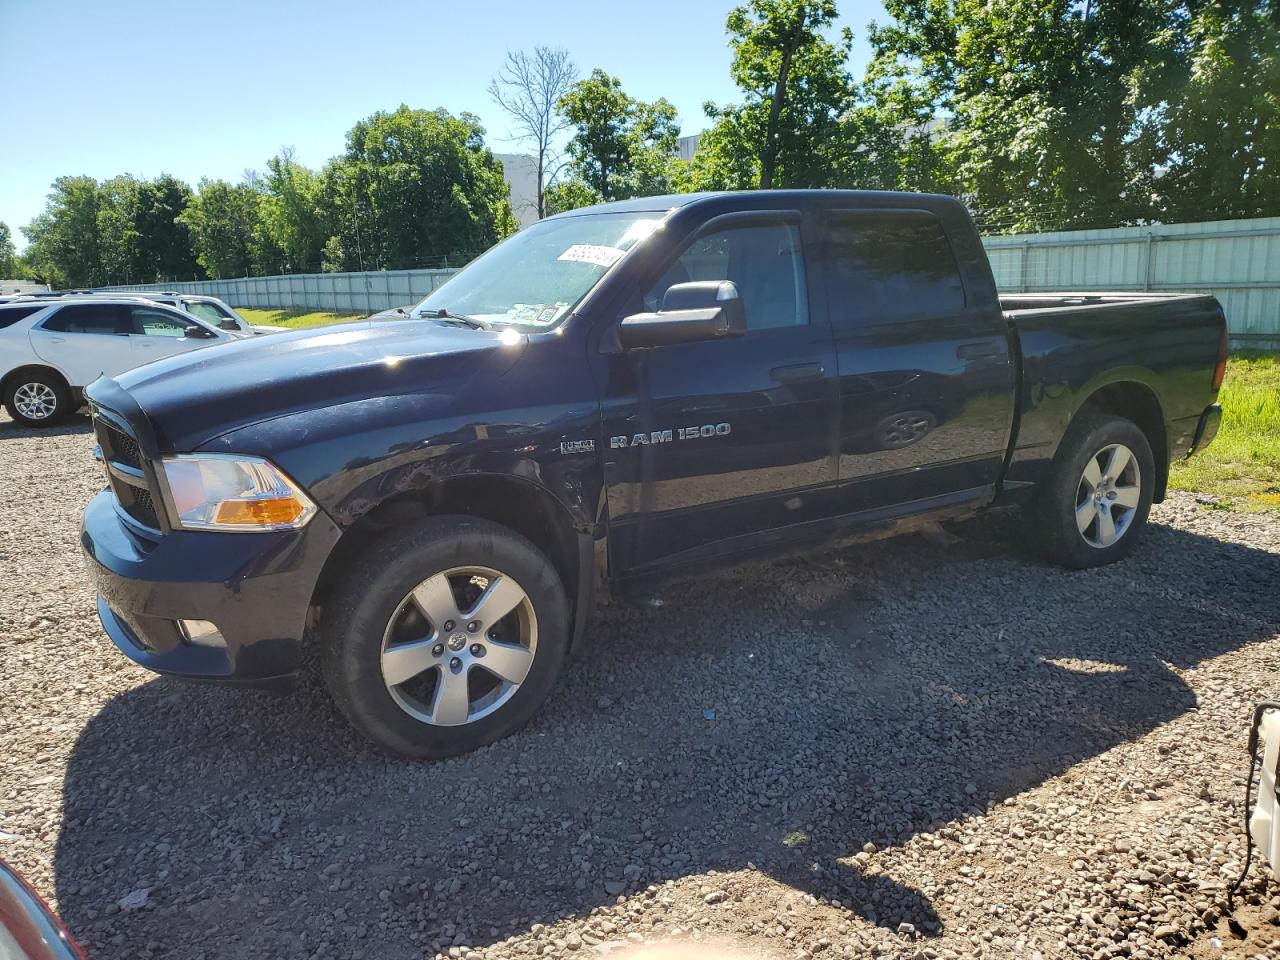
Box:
770;362;825;384
956;340;1004;360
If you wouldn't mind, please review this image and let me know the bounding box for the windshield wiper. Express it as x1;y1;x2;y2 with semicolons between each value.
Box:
420;307;489;330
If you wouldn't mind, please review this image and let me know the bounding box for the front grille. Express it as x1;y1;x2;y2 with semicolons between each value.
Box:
92;411;163;533
116;484;160;529
102;423;141;469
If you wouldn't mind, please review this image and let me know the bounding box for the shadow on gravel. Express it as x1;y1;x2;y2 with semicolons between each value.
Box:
52;515;1280;959
0;410;93;438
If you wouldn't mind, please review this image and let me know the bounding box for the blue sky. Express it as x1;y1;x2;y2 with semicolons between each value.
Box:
0;0;882;250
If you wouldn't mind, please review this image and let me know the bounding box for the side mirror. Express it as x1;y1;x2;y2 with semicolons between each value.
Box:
619;280;746;349
218;319;240;331
184;325;216;340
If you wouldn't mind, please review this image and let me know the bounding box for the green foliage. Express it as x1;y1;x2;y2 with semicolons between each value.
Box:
321;105;518;272
20;106;517;285
22;176;105;287
865;0;1280;231
179;178;264;279
0;222;17;278
258;149;328;273
21;173;198;286
543;179;602;215
557;70;681;202
686;0;857;190
1156;2;1280;222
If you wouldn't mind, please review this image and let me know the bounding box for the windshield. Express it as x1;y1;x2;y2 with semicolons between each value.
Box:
414;212;664;329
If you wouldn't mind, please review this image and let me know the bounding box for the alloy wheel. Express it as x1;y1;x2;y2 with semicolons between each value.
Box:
380;566;538;726
1075;442;1141;548
13;382;57;421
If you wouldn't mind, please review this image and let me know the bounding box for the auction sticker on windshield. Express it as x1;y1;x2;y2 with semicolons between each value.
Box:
557;244;625;268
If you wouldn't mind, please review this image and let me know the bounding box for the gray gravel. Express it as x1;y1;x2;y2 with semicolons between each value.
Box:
2;409;1279;960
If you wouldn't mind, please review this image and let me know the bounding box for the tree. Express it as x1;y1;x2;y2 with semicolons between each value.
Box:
860;0;1273;231
488;46;578;220
689;0;854;191
180;178;264;279
322;106;517;272
22;176;104;288
1156;1;1280;222
543;179;601;215
557;70;680;202
95;175;141;285
259;148;328;273
0;222;17;278
131;174;197;280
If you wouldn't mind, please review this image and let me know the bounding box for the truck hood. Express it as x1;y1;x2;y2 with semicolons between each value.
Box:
110;320;526;452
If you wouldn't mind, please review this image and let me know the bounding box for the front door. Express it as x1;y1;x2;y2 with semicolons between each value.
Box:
128;305;213;362
601;211;840;576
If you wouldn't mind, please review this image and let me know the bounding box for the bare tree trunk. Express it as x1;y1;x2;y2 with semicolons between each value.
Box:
760;11;805;190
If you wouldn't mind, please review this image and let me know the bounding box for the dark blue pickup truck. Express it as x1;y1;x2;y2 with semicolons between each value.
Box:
81;190;1227;758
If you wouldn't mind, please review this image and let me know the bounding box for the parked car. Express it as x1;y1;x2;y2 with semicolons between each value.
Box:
136;292;285;335
80;189;1227;759
1;297;239;426
0;860;86;959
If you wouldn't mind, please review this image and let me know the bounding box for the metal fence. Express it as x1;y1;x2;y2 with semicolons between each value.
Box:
106;268;461;314
107;215;1280;346
983;216;1280;347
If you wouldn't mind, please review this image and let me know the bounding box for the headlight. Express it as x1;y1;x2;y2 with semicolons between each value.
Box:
159;454;316;532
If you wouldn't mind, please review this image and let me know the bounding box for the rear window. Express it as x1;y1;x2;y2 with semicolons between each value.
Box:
0;305;44;329
823;211;966;331
41;304;132;335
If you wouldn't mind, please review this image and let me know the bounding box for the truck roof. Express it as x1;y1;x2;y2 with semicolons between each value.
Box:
548;188;968;219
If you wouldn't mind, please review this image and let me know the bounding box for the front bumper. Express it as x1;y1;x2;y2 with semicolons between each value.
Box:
81;489;342;687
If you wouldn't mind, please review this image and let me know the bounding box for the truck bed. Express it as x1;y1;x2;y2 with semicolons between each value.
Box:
998;290;1226;496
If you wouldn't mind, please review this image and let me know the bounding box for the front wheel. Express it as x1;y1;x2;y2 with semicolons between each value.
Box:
1026;411;1155;569
321;515;569;759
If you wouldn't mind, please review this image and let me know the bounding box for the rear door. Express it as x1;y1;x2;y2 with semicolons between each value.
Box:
601;210;840;574
28;304;135;385
820;209;1015;514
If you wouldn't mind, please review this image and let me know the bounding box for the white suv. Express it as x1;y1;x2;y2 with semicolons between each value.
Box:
0;298;241;427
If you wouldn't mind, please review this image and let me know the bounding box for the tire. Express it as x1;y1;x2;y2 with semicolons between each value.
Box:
4;371;71;427
1026;411;1155;569
321;515;570;759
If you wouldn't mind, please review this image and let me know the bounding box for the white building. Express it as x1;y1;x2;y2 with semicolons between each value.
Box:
1;280;49;296
495;153;540;228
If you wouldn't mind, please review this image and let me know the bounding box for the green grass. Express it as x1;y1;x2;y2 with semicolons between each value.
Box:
1169;351;1280;512
236;307;366;330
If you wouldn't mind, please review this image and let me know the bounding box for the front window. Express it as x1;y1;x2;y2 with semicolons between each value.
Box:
414;213;665;329
187;302;239;329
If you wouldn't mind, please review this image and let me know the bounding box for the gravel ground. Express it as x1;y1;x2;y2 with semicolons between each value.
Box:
2;409;1279;960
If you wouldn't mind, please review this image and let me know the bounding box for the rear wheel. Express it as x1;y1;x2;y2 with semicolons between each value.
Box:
4;371;71;427
1026;411;1154;569
322;515;569;759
